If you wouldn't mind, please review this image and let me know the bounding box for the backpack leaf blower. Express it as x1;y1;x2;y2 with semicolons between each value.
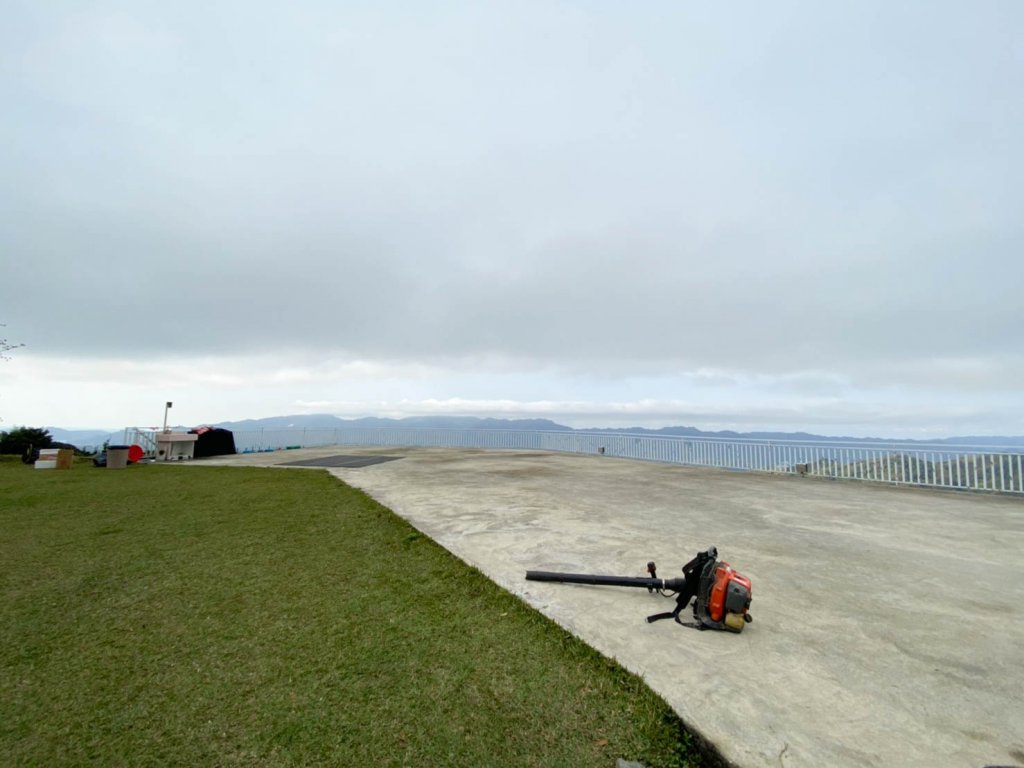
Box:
525;546;753;632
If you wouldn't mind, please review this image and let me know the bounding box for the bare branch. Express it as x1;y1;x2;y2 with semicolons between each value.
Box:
1;324;25;361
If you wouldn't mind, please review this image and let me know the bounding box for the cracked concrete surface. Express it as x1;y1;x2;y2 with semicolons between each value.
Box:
197;446;1024;768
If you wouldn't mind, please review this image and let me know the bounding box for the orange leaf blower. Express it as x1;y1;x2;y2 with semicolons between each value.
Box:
526;546;753;632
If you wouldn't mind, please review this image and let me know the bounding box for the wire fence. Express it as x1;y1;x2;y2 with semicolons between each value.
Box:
186;426;1024;495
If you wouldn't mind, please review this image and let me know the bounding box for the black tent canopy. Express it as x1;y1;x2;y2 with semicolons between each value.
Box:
188;427;236;458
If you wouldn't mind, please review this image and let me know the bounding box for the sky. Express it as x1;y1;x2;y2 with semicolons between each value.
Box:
1;1;1022;438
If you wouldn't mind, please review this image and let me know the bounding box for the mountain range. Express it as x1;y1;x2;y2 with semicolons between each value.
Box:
40;415;1024;450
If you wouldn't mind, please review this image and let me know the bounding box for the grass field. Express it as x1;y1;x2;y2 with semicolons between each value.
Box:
0;457;701;767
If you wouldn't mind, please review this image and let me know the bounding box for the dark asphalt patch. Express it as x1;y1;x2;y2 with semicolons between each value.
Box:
278;455;403;468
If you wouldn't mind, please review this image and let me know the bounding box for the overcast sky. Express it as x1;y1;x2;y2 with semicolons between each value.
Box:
2;1;1022;438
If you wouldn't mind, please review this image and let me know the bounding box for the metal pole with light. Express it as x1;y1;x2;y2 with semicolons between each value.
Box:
163;401;173;433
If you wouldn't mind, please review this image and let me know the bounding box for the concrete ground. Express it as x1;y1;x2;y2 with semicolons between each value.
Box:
198;446;1024;768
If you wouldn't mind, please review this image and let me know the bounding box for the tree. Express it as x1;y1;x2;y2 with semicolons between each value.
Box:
0;426;54;457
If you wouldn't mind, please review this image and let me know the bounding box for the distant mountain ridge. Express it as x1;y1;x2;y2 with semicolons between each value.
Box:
212;414;1024;448
43;415;1024;449
215;414;569;432
44;427;122;449
579;425;1024;448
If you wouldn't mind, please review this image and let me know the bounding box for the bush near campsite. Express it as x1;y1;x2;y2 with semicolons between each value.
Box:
0;427;81;459
0;426;54;455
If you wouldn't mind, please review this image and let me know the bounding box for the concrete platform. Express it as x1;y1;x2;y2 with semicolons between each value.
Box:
199;446;1024;768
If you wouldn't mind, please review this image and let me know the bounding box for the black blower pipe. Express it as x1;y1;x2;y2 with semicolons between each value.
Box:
525;570;687;592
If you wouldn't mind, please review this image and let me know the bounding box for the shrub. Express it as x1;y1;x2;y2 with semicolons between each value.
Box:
0;427;54;456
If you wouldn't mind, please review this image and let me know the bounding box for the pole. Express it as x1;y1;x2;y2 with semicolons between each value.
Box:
163;401;173;433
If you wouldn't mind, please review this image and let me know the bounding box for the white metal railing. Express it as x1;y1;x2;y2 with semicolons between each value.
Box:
201;426;1024;496
123;427;158;457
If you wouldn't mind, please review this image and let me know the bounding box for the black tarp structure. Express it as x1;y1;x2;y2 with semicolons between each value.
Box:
189;427;237;458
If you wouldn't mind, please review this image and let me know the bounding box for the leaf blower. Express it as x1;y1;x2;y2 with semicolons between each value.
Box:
525;546;753;632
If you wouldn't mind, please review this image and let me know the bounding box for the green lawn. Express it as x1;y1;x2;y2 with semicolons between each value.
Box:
0;458;701;767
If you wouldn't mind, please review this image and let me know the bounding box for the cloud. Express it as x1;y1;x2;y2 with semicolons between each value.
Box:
1;2;1021;437
5;349;1020;439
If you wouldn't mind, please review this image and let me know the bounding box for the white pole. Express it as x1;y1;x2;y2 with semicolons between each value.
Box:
163;401;173;432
